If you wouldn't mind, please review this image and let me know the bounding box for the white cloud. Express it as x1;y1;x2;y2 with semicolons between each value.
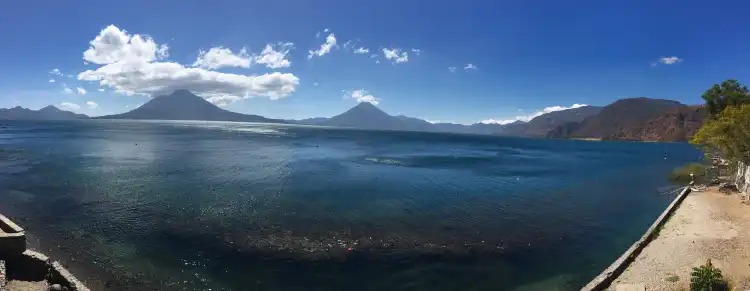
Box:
354;47;370;54
411;49;421;56
48;79;56;83
49;68;63;76
658;56;681;65
345;89;380;105
77;25;300;104
77;87;87;95
205;95;241;107
86;101;98;109
62;86;73;94
59;102;80;111
464;63;477;70
448;67;457;73
83;25;168;65
98;88;105;92
254;43;293;69
313;82;319;87
323;28;330;33
342;40;353;49
480;104;588;124
382;48;408;63
193;47;251;69
308;33;337;59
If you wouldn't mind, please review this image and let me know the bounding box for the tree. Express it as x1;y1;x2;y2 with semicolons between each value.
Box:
691;104;750;163
701;80;750;117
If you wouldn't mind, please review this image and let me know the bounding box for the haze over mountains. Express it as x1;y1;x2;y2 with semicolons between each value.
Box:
0;105;88;120
1;90;707;142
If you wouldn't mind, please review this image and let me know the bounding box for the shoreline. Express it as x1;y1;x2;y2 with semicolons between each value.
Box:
611;187;750;289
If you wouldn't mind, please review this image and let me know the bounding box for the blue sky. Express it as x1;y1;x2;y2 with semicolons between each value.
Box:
1;0;749;124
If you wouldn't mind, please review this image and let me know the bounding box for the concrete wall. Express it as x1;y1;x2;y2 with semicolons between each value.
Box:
581;186;692;291
734;162;750;199
0;214;26;258
0;214;89;291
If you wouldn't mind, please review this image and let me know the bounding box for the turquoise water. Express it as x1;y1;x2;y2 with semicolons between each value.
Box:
0;120;701;290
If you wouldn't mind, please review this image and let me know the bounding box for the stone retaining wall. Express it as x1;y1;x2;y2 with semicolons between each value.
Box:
0;214;89;291
580;186;692;291
0;215;25;259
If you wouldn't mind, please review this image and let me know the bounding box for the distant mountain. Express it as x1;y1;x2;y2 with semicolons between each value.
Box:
500;106;603;137
319;102;430;131
547;98;690;140
96;90;284;123
309;102;513;134
0;105;88;120
294;117;329;125
632;105;707;142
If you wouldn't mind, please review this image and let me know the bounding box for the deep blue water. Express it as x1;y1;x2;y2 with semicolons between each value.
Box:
0;120;702;290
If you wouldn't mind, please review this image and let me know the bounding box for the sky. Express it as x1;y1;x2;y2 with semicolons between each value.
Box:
1;0;749;124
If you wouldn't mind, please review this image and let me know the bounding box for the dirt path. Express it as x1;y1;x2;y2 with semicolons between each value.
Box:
612;188;750;290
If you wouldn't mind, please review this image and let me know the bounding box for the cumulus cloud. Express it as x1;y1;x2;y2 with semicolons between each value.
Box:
448;67;457;73
62;86;73;94
77;25;300;104
254;43;293;69
98;88;105;92
206;95;241;107
77;87;87;95
48;79;56;83
411;49;421;56
59;102;80;111
345;89;380;105
480;104;588;124
464;63;477;70
86;101;98;109
382;48;408;63
657;56;682;65
49;69;63;76
83;25;168;65
308;33;337;59
354;47;370;54
193;47;251;69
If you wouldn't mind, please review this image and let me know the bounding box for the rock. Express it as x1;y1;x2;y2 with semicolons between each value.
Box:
718;183;739;194
48;284;64;291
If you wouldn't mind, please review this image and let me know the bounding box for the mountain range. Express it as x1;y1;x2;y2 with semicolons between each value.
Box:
0;105;88;120
95;89;285;123
546;98;707;142
1;90;708;142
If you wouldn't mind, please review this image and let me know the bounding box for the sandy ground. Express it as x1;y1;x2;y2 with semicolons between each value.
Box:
5;280;46;291
612;187;750;290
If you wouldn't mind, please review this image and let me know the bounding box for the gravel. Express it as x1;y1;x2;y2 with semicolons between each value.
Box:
612;188;750;290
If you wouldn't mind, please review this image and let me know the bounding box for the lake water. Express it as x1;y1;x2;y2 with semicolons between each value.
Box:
0;120;702;290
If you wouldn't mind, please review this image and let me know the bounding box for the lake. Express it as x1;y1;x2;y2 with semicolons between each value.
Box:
0;120;702;290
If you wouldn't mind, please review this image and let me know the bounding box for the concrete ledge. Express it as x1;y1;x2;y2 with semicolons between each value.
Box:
5;250;90;291
581;186;692;291
0;214;26;258
0;215;90;290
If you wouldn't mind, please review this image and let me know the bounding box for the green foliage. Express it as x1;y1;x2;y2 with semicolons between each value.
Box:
669;163;708;185
690;259;729;291
691;105;750;163
701;80;750;117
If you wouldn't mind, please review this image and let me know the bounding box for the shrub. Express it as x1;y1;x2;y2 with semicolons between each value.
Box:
669;163;709;185
690;259;729;291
